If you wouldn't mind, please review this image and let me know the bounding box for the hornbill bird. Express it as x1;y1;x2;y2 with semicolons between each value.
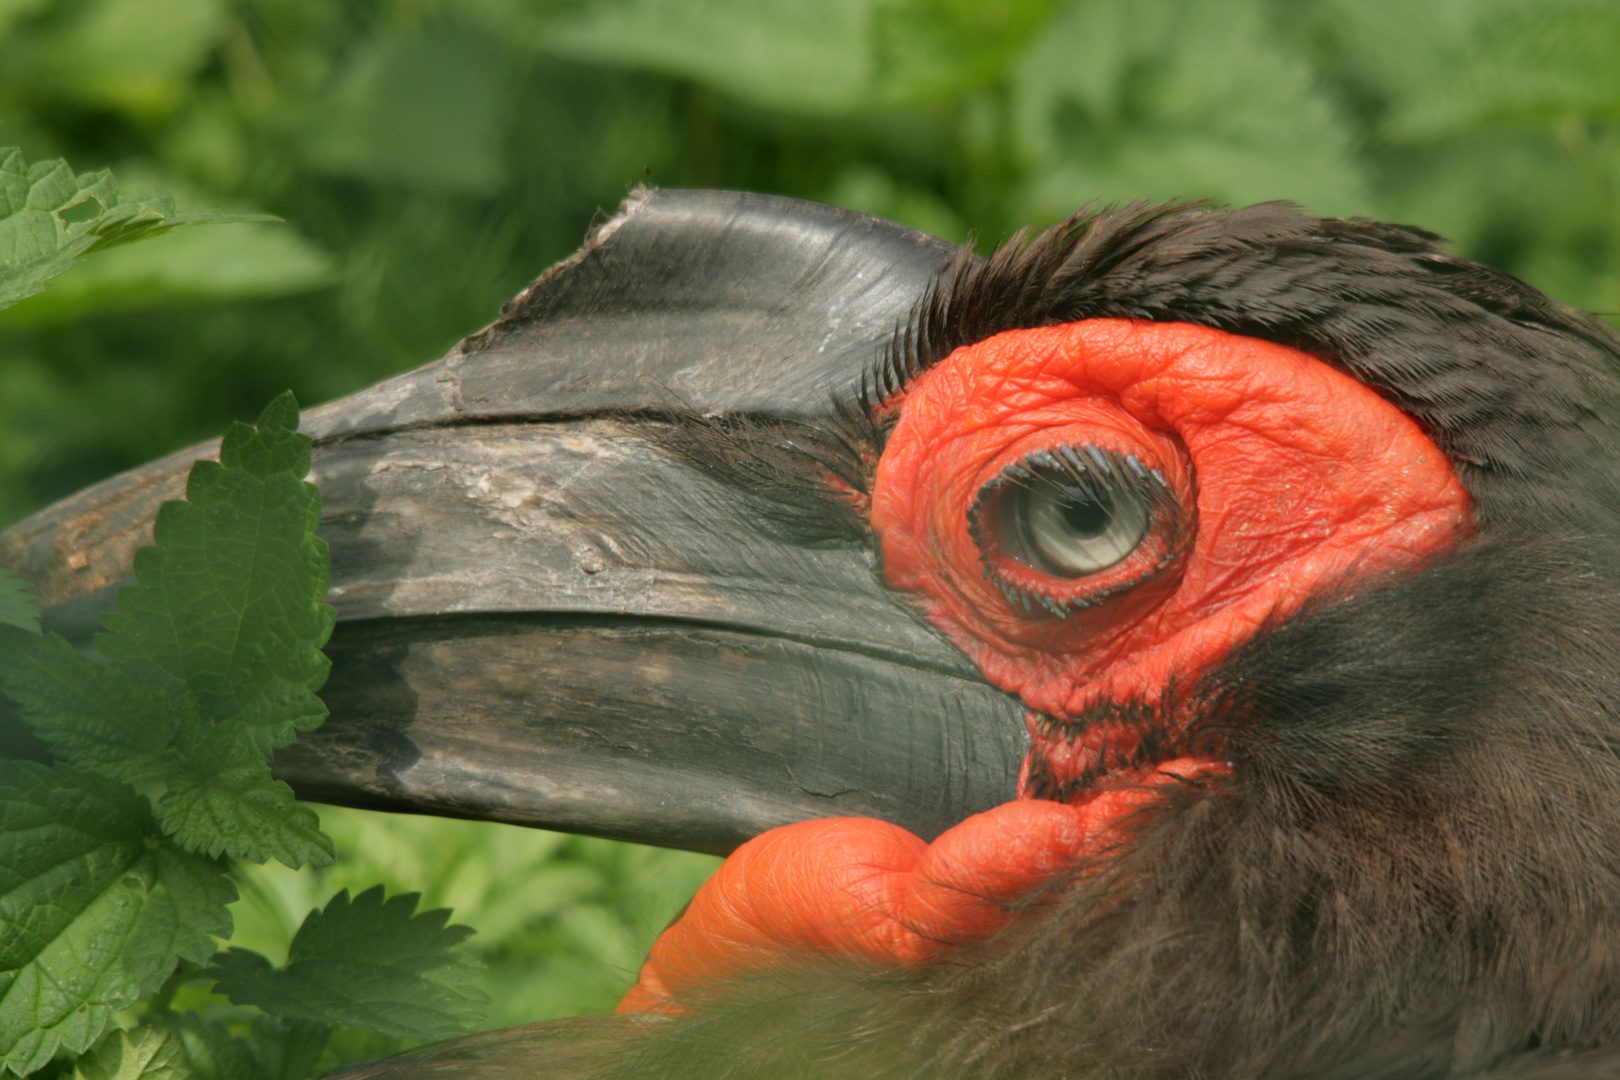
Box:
6;189;1620;1079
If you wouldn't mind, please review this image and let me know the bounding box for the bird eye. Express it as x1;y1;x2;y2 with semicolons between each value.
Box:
994;447;1152;578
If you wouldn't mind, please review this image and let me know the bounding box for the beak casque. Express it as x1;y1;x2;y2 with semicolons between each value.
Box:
0;189;1025;854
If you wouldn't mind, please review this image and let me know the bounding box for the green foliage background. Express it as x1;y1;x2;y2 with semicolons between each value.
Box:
1;0;1617;1033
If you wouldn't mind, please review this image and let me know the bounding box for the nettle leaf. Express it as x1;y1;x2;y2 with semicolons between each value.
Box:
151;1015;257;1080
11;218;336;326
72;1026;191;1080
0;761;233;1076
208;887;486;1042
156;722;333;869
97;393;335;755
0;631;178;783
0;148;271;314
0;571;38;635
0;394;336;867
124;843;239;984
237;1016;328;1080
155;1013;327;1080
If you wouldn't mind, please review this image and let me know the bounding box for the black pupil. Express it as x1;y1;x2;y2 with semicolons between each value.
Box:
1058;490;1111;537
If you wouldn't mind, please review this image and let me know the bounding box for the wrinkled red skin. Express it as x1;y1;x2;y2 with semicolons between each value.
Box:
621;320;1470;1012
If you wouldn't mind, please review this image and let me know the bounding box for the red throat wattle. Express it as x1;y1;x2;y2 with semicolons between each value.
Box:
620;320;1470;1012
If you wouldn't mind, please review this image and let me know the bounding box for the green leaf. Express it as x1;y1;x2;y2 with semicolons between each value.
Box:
1;221;334;326
0;571;36;635
0;392;336;865
208;887;486;1042
73;1026;192;1080
155;722;334;869
0;632;178;782
151;1015;258;1080
154;1013;326;1080
0;762;232;1076
0;149;273;315
309;1025;403;1080
125;843;239;984
239;1016;328;1080
76;194;270;258
97;393;335;756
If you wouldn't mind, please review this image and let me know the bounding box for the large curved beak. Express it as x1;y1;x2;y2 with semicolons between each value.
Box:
0;189;1025;855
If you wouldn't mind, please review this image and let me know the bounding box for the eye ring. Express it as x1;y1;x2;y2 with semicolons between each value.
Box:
1002;447;1151;576
967;444;1190;618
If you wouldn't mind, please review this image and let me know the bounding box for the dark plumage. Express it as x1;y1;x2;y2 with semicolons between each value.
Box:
661;201;1620;538
343;200;1620;1079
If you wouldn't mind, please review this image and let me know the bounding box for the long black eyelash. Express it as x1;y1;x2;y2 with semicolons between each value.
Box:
808;198;1215;510
1022;694;1230;800
1025;702;1181;799
965;445;1194;621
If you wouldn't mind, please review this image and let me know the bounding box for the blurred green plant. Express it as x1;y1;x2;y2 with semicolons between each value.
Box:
0;0;1614;531
0;149;274;312
228;808;720;1026
0;374;536;1079
0;0;1615;1058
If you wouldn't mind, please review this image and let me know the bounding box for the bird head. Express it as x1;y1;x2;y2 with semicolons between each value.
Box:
7;191;1620;1076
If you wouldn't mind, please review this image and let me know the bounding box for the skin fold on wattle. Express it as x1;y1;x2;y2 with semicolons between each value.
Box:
619;319;1471;1012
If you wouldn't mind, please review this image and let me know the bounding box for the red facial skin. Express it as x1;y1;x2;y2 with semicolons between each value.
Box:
620;320;1470;1012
